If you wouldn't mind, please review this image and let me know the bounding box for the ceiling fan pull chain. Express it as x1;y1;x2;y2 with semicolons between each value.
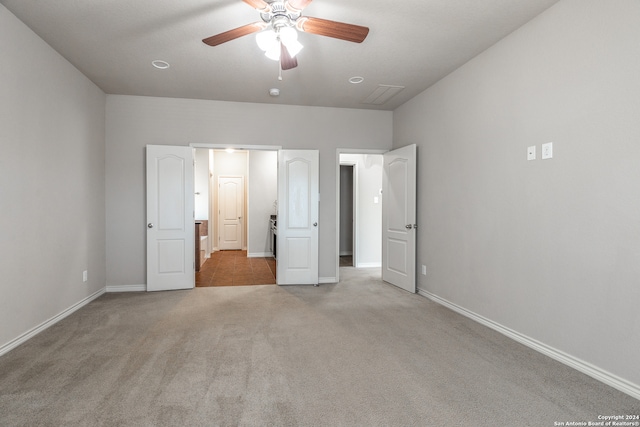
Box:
278;61;283;81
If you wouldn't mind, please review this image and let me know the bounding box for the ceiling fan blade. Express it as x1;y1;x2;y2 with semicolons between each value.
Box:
202;22;266;46
296;17;369;43
243;0;270;11
280;44;298;70
287;0;313;12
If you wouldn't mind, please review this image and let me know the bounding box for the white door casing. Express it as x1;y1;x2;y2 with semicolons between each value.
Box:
146;145;195;292
382;144;417;293
277;150;319;285
218;176;244;250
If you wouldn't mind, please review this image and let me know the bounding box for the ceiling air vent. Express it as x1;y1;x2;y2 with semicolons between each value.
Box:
362;85;405;105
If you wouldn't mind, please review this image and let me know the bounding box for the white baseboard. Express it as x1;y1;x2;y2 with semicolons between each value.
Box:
319;277;337;284
417;287;640;401
247;252;272;258
355;262;381;268
106;284;146;292
0;287;106;357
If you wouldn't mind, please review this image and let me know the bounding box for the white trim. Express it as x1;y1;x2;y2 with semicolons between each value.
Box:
417;287;640;401
247;252;272;258
190;143;282;151
0;288;106;357
319;276;337;284
106;284;146;293
355;262;381;268
339;251;353;256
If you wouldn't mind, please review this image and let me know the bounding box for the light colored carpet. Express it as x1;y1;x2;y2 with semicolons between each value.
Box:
1;268;638;426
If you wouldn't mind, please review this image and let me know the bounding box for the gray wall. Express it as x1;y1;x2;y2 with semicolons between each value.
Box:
394;0;640;388
105;95;392;286
0;5;106;350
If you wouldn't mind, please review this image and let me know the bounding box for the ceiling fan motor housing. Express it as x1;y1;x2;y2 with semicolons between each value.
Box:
260;1;302;29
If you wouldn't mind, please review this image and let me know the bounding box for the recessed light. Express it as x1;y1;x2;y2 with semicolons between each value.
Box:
349;76;364;84
152;60;170;70
269;88;280;97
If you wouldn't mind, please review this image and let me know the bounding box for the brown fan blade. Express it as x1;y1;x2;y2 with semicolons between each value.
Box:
287;0;313;12
202;22;266;46
280;44;298;70
243;0;269;11
296;17;369;43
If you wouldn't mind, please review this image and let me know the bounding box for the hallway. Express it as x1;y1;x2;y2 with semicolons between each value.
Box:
195;250;276;287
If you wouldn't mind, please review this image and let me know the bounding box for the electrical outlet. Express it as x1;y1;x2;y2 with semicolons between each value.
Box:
83;270;88;282
542;142;553;159
421;265;427;275
527;146;536;161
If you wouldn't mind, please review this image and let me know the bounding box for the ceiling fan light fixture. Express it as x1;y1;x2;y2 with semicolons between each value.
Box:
256;29;277;51
283;38;303;58
279;26;298;43
265;43;281;61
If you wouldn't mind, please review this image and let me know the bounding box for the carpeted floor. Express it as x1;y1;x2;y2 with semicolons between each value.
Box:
1;268;638;426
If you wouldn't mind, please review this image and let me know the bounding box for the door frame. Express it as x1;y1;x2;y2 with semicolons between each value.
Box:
335;148;387;283
193;144;281;256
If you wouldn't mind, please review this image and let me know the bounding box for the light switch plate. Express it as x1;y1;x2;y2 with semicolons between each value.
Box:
527;146;536;161
542;142;553;159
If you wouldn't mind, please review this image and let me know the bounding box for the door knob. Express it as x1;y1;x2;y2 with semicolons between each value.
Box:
313;222;318;227
405;224;413;229
148;223;154;229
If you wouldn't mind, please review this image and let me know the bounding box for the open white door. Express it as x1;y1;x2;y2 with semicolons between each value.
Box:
382;144;417;293
146;145;195;292
277;150;319;285
218;176;244;250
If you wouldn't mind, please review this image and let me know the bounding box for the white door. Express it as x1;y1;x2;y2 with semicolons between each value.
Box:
382;144;417;293
146;145;195;292
218;176;244;250
277;150;319;285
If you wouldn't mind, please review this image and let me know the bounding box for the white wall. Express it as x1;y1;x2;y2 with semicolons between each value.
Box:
394;0;640;393
340;154;383;267
339;166;354;255
105;95;392;286
0;5;106;351
248;150;277;257
194;148;209;220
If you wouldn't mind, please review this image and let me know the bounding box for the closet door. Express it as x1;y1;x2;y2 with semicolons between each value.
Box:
146;145;195;291
277;150;319;285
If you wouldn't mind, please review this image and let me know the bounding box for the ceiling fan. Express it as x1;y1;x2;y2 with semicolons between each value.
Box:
202;0;369;71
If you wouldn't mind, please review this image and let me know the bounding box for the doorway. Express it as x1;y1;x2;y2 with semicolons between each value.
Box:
337;151;384;281
339;164;355;267
193;147;279;286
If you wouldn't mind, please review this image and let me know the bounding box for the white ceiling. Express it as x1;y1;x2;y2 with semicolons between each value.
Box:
1;0;560;110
